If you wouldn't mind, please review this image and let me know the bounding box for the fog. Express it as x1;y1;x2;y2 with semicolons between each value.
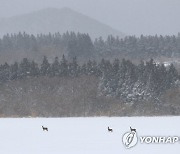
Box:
0;0;180;36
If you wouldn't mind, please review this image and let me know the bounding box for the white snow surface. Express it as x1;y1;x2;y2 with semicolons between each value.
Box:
0;117;180;154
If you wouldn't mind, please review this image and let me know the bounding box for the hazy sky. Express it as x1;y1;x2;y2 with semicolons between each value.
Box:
0;0;180;36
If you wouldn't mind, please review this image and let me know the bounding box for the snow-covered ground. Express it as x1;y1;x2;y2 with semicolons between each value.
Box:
0;117;180;154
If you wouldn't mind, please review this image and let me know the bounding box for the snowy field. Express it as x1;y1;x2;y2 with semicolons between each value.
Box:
0;117;180;154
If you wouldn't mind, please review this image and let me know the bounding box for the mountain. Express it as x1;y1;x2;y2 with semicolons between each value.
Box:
0;7;125;39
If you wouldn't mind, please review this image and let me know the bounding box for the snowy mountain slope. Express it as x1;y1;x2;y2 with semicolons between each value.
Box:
0;7;125;39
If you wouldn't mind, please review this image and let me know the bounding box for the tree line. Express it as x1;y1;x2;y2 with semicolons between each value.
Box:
94;34;180;59
0;56;179;103
0;32;180;61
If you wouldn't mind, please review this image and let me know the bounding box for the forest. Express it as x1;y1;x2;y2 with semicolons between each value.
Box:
0;32;180;117
0;32;180;63
0;55;179;117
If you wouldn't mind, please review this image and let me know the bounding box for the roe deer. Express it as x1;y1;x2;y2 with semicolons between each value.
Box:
130;126;136;132
42;126;48;131
108;126;113;132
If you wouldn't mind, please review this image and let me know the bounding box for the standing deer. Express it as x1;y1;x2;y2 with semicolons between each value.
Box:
108;126;113;132
130;126;136;132
42;126;48;131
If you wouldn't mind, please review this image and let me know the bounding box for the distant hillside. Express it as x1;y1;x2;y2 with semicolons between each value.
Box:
0;7;125;39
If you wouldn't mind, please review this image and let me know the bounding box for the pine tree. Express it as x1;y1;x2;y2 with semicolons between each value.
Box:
19;58;31;78
60;55;69;76
30;61;39;77
40;56;50;76
166;64;178;88
50;57;60;76
69;57;79;77
0;63;10;81
10;62;19;80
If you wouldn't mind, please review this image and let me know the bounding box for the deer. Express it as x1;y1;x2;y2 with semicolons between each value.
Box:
130;126;136;132
108;126;113;132
42;126;48;131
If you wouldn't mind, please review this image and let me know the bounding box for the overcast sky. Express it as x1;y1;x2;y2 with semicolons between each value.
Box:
0;0;179;36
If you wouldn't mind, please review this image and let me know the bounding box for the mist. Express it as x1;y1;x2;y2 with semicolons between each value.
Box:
0;0;180;36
